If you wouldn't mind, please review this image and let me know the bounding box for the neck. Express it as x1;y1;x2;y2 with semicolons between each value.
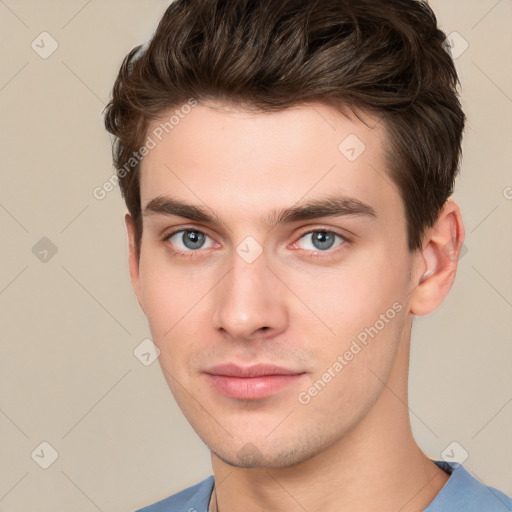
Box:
209;330;450;512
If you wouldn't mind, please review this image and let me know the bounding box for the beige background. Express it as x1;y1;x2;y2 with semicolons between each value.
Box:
0;1;511;510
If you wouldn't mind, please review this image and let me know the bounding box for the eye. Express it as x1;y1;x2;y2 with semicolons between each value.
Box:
165;229;215;252
163;228;347;256
295;230;346;252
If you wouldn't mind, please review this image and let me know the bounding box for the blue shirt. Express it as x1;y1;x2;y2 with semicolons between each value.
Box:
136;460;512;511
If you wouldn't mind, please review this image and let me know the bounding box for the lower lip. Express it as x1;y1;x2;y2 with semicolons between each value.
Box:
205;374;305;400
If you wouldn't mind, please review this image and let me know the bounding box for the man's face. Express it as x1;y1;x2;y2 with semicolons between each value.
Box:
129;102;417;468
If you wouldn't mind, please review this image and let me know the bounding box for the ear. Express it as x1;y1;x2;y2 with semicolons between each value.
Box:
409;199;465;316
125;212;145;315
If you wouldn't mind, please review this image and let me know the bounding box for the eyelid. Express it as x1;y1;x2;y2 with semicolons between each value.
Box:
295;226;351;241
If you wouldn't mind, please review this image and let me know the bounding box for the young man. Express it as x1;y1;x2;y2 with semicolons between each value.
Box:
104;0;511;510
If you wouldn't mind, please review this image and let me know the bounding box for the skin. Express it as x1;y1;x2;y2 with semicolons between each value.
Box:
126;101;465;512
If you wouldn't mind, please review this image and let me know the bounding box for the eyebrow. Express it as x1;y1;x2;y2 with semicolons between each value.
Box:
143;194;377;228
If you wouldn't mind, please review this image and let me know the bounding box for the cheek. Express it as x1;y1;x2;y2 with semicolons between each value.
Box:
285;246;407;398
284;247;405;339
138;251;204;336
137;253;213;377
295;303;405;427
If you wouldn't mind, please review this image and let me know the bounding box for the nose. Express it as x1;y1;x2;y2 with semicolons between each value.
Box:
211;247;289;341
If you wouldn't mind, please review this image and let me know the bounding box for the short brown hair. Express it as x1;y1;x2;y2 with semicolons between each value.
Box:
104;0;465;256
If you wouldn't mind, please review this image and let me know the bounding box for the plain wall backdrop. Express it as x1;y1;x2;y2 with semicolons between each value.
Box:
1;1;511;511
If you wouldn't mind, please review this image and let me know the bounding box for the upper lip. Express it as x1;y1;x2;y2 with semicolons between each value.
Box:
204;363;304;378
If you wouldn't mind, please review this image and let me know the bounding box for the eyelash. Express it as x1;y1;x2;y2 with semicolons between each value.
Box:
161;228;350;259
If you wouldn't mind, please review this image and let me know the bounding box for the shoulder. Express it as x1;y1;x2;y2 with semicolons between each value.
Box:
135;475;214;512
427;461;512;512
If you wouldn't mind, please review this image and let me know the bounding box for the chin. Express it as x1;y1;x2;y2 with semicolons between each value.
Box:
209;437;323;469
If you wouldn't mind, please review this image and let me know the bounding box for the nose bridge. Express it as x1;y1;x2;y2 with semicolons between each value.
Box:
212;245;287;339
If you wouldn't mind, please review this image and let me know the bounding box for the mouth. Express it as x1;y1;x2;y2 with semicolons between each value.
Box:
203;363;307;400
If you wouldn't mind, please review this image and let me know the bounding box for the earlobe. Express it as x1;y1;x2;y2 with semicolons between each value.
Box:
409;200;465;316
124;212;145;315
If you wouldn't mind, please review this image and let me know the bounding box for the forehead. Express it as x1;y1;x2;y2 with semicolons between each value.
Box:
139;101;402;225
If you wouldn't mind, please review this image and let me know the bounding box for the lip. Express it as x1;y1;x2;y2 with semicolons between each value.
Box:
204;363;306;400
